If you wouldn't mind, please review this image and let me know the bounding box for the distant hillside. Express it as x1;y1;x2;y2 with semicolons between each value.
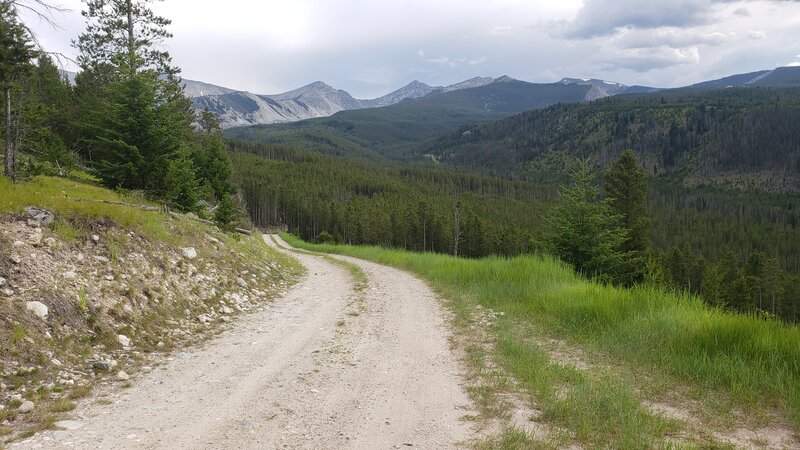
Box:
689;66;800;89
425;87;800;191
224;78;594;159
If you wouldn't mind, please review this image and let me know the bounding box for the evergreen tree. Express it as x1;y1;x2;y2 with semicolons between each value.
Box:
74;0;195;193
163;145;199;211
546;160;629;284
604;150;650;284
214;194;238;231
0;0;36;180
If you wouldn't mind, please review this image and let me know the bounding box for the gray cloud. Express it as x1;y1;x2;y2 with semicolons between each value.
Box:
560;0;716;39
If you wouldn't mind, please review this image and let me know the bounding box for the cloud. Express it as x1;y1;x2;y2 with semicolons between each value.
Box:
733;7;751;16
611;27;730;48
490;25;512;35
426;56;487;67
747;30;767;39
559;0;715;39
788;55;800;67
598;46;701;71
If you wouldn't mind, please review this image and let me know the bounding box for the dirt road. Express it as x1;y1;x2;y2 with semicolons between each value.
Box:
17;234;475;449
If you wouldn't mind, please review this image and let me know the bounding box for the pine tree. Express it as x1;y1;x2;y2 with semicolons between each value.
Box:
547;160;629;284
604;150;650;285
0;0;37;180
74;0;195;193
163;145;199;212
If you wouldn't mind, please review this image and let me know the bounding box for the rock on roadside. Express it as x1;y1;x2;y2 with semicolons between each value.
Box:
26;301;49;320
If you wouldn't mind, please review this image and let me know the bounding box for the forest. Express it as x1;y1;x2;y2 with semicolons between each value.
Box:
229;139;800;323
428;87;800;191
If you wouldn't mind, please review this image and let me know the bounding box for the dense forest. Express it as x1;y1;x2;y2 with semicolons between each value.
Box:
229;139;800;322
428;88;800;191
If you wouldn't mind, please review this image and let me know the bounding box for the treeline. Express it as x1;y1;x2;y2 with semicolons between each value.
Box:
0;0;242;228
229;140;552;257
428;87;800;191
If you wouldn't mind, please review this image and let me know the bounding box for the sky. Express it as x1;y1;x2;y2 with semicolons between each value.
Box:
22;0;800;99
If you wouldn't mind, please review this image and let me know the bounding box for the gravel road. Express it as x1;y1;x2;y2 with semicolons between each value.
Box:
16;234;475;449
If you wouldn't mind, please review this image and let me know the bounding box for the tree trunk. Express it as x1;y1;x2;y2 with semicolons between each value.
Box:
4;86;16;181
453;202;461;257
126;0;135;71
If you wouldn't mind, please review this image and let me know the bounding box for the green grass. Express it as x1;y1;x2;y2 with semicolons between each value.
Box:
282;233;800;446
0;175;183;245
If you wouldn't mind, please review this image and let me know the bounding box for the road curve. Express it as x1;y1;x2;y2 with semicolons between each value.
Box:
17;234;475;449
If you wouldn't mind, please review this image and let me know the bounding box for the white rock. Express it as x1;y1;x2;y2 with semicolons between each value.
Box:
117;335;131;347
236;277;247;288
26;301;49;320
55;420;82;430
63;271;77;280
116;371;130;381
156;341;165;348
0;276;5;286
182;247;198;260
91;234;100;243
196;314;212;324
93;255;109;263
18;400;35;413
51;358;62;367
219;305;233;315
1;288;13;296
9;254;21;264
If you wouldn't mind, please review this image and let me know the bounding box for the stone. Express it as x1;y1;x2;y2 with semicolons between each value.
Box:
236;277;247;288
25;207;55;227
196;314;212;324
51;358;62;367
55;420;82;431
18;400;35;413
117;335;131;347
92;361;111;371
0;276;5;286
26;301;49;320
9;254;21;264
2;288;13;296
219;305;233;315
93;255;109;263
63;271;77;280
91;234;100;243
156;341;165;348
116;371;130;381
181;247;198;260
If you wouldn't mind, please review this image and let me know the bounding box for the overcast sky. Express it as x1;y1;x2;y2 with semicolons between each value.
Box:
23;0;800;98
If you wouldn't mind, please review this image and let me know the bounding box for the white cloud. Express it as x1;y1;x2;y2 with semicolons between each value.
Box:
747;30;767;40
490;25;513;35
598;46;701;72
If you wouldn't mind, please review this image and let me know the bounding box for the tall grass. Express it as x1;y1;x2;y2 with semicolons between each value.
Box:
282;233;800;431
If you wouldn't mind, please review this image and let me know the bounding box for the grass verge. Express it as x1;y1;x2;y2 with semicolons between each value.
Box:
282;232;800;448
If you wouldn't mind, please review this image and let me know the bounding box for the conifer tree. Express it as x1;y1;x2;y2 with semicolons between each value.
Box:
546;160;629;283
0;0;36;180
604;150;650;284
74;0;195;193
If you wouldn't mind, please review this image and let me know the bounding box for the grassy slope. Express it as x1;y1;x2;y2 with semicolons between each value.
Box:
282;233;800;448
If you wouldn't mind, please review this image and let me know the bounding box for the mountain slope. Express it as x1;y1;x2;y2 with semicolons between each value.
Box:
225;78;594;159
690;66;800;89
425;87;800;191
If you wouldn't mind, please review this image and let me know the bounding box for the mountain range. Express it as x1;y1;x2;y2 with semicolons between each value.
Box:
187;75;637;129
